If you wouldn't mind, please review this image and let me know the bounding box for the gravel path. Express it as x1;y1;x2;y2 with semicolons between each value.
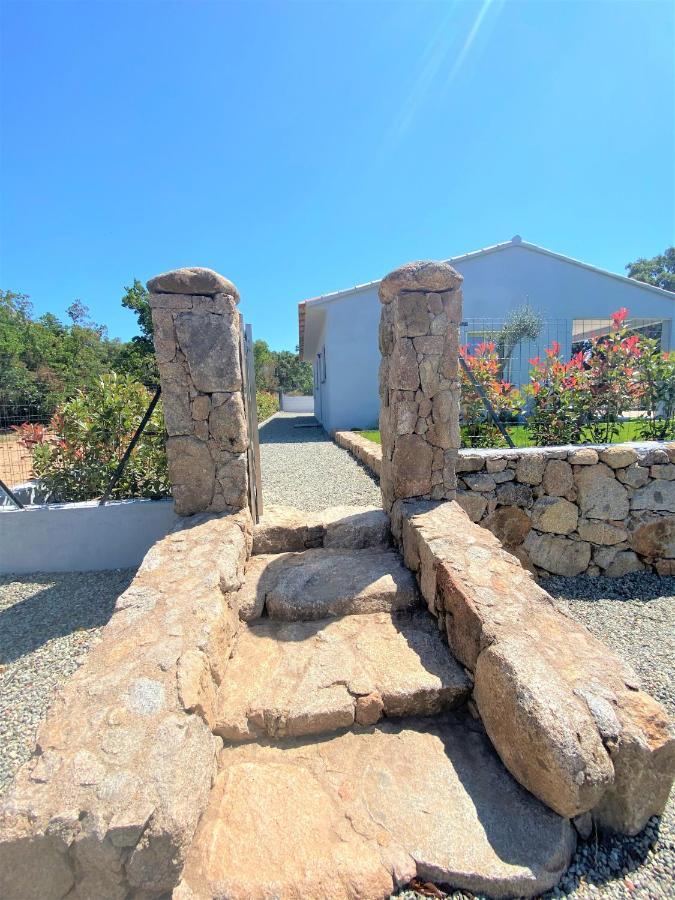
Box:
0;569;134;795
259;412;381;511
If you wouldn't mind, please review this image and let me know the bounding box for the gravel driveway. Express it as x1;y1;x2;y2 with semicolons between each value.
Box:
0;569;134;795
259;412;381;511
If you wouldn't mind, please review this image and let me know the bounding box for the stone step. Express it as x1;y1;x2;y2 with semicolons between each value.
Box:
214;611;471;742
252;504;391;555
235;547;420;621
176;715;576;900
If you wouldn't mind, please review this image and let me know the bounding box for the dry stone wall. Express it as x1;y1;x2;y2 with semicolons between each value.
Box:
0;509;252;900
378;261;463;512
395;499;675;836
148;267;249;516
453;442;675;577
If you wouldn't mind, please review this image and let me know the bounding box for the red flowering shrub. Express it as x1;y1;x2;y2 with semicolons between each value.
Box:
525;341;588;445
460;341;522;447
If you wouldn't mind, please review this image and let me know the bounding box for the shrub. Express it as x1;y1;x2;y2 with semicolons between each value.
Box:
525;342;587;446
256;390;279;423
635;343;675;441
460;341;523;447
31;373;169;502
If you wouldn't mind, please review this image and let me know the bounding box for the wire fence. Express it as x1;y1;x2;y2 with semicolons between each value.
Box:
461;315;671;407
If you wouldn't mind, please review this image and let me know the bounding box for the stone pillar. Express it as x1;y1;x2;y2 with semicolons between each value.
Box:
378;261;463;513
147;267;249;516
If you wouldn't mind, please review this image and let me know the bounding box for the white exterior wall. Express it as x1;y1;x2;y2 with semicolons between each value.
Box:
305;244;674;432
0;499;178;574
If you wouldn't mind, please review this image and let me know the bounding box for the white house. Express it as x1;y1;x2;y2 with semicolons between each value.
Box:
298;237;675;434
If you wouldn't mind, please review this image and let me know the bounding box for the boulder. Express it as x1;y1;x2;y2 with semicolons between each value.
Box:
496;481;533;508
322;505;391;549
166;435;215;515
485;505;532;547
516;453;546;485
568;448;599;465
456;453;486;473
174;310;241;394
389;339;420;391
575;464;629;520
392;433;433;497
147;267;239;298
461;472;496;492
531;497;578;535
630;518;675;559
631;479;675;513
617;464;650;488
379;260;463;304
208;392;247;452
524;532;591;576
252;505;323;554
542;459;574;497
454;490;488;522
598;446;639;468
577;519;628;546
651;464;675;480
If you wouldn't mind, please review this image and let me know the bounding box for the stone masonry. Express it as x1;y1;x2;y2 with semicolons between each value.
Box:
378;261;463;512
148;266;249;516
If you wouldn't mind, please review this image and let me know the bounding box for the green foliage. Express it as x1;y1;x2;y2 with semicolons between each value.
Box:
31;373;169;502
635;343;675;441
253;340;312;394
256;390;279;423
460;341;523;448
117;280;159;386
495;304;543;377
626;247;675;293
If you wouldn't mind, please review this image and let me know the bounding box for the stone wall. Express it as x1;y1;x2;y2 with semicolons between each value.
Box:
334;430;382;477
395;500;675;836
378;261;463;512
148;267;249;516
454;443;675;577
0;510;252;900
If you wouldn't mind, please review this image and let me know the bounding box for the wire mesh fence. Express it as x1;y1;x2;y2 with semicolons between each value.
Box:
0;402;53;491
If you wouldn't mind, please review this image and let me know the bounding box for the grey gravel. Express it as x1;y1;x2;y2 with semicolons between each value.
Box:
259;412;381;511
0;569;134;796
398;573;675;900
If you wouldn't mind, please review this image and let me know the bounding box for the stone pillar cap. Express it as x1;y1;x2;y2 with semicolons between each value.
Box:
379;260;463;304
147;267;239;301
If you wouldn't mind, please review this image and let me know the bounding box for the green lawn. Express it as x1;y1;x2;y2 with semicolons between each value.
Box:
357;421;646;449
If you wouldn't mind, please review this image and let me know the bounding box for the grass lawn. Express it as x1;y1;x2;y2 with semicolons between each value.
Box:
357;421;647;448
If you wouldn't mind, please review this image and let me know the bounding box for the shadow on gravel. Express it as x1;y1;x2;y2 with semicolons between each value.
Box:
259;414;326;445
0;570;134;665
548;572;675;602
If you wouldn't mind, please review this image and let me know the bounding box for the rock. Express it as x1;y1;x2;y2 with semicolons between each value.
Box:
214;612;470;741
174;311;242;394
396;291;433;338
631;479;675;513
569;448;599;465
233;553;291;620
575;464;629;520
322;506;391;549
496;481;533;508
389;339;420;391
392;433;434;497
599;446;639;468
516;453;546;485
456;453;486;473
147;267;239;298
485;457;508;473
602;550;644;577
485;506;532;547
651;464;675;479
454;491;487;522
461;472;496;492
636;446;670;466
542;459;575;497
524;532;591;575
630;519;675;559
531;497;579;535
252;505;323;554
401;501;675;831
493;468;515;483
0;511;251;900
178;717;575;900
208;393;247;453
655;558;675;575
617;464;650;488
577;519;628;546
264;548;420;621
166;435;215;515
379;260;463;304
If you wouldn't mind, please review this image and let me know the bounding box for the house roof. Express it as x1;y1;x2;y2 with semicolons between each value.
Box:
298;236;674;357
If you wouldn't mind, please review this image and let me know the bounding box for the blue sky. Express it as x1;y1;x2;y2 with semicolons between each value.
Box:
1;0;673;350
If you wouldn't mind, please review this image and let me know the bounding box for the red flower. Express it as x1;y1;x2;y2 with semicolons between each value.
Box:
529;356;540;366
611;307;628;329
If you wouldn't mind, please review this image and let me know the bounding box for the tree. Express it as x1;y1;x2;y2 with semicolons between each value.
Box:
116;279;159;385
626;247;675;293
495;304;543;379
275;349;313;394
253;339;278;391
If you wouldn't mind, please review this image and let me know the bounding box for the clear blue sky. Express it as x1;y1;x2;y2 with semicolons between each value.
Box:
1;0;673;350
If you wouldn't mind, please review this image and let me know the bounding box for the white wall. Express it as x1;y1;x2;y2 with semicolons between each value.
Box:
0;499;178;574
308;244;674;432
280;394;314;413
